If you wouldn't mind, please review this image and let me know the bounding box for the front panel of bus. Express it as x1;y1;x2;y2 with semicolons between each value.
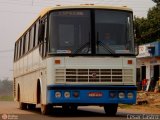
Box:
46;9;136;105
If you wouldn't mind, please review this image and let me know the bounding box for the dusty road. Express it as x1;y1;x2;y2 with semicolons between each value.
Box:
0;101;159;120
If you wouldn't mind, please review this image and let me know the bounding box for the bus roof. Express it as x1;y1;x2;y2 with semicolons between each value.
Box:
16;5;132;42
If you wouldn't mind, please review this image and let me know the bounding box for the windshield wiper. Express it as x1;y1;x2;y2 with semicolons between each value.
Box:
70;42;90;56
97;40;115;55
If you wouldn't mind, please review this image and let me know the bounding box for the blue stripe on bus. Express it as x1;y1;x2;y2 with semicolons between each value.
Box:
47;85;137;104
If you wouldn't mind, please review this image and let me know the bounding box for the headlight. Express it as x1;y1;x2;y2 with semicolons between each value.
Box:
118;92;125;99
55;91;61;98
64;91;70;98
127;92;134;99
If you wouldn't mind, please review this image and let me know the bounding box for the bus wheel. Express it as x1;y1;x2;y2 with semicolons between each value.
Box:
104;104;118;116
41;104;52;115
28;104;36;110
70;105;78;111
62;105;70;111
19;102;27;110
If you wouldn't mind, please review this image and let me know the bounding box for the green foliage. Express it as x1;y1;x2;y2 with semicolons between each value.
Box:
0;96;13;101
148;6;160;30
134;4;160;45
152;0;160;5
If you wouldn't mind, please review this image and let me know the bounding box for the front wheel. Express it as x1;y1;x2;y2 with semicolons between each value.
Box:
104;104;118;116
70;105;78;111
41;104;52;115
62;105;78;111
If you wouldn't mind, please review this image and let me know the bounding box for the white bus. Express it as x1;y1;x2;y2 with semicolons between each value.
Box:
13;5;137;115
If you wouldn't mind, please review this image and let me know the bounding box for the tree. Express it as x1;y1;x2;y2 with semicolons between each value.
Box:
134;2;160;44
147;6;160;31
152;0;160;5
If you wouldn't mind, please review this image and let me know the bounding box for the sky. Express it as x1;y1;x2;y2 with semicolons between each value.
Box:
0;0;156;80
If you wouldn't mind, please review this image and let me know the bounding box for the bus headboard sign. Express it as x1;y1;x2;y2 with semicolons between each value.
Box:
56;11;85;16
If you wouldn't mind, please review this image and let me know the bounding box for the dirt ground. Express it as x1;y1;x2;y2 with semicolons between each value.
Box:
0;92;160;115
119;91;160;114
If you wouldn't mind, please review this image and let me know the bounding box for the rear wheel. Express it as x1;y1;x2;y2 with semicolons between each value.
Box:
28;104;36;110
19;102;27;110
18;86;27;110
104;104;118;116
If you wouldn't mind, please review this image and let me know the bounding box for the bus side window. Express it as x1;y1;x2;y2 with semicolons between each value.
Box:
14;43;17;61
25;32;29;53
43;18;48;57
28;31;31;51
23;36;26;55
17;41;20;59
39;17;47;58
16;42;18;60
35;20;39;47
20;38;24;57
33;24;36;48
30;28;33;50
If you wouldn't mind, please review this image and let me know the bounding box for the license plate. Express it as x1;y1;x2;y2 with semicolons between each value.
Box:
88;92;103;97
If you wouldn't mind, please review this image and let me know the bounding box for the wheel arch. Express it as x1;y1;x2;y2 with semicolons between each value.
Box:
17;83;20;102
37;78;42;104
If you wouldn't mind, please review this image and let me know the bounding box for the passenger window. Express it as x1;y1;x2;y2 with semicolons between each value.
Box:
14;43;17;61
28;31;31;51
30;28;34;50
35;20;39;46
33;24;36;48
21;38;24;56
23;36;26;54
25;32;29;53
17;41;20;59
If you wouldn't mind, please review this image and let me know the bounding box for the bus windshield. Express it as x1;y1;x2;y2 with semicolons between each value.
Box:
49;9;134;55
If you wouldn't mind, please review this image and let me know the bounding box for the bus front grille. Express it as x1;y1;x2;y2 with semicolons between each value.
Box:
55;69;133;83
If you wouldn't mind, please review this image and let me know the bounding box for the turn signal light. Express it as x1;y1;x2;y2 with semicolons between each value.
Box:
128;60;132;64
55;60;61;64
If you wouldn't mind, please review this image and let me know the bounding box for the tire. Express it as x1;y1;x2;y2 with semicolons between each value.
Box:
18;87;27;110
62;105;78;111
70;105;78;111
41;104;52;115
28;104;36;110
19;102;27;110
104;104;118;116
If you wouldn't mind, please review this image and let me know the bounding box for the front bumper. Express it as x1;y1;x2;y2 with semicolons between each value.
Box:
47;85;137;105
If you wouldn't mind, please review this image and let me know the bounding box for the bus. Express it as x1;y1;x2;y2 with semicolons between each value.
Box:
13;5;137;115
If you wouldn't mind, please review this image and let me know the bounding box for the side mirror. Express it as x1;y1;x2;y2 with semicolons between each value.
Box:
38;23;45;43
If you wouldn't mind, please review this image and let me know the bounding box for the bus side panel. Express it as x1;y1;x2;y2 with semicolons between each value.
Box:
14;48;47;104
